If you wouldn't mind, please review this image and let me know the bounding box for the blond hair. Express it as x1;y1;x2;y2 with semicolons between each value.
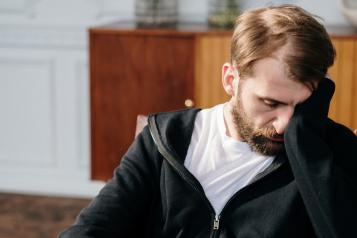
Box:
231;5;335;86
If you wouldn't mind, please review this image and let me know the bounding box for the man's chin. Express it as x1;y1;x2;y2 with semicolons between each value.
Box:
249;140;284;156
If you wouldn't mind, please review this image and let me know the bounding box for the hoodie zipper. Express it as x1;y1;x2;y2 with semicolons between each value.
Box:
213;214;220;230
149;116;284;237
211;214;220;238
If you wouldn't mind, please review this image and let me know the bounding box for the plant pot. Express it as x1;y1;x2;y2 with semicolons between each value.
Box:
135;0;178;28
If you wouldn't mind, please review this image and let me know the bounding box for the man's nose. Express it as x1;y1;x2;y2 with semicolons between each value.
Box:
272;107;294;135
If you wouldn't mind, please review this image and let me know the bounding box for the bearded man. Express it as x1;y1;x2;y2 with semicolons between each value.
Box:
60;5;357;238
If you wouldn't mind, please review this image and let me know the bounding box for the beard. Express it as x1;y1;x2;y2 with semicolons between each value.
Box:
231;91;284;156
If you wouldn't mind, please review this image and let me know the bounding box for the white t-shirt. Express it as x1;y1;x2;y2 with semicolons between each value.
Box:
184;104;274;215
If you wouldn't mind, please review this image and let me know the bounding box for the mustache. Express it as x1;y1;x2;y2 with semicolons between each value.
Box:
256;126;282;139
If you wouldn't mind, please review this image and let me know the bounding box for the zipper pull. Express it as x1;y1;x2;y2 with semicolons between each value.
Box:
213;214;220;230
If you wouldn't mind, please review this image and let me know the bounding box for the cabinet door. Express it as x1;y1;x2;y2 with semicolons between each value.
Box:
195;35;231;108
90;32;194;180
328;38;357;132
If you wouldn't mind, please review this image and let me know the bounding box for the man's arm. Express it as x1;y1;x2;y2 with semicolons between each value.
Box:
284;78;357;238
59;126;161;238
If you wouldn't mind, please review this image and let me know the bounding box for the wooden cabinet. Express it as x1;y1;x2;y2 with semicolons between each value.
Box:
89;23;231;180
90;23;357;180
328;29;357;132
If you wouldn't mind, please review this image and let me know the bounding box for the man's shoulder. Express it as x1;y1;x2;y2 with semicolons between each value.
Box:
147;104;224;137
148;108;201;128
147;108;201;160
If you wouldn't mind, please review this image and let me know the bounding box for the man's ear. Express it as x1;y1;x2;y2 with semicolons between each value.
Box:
222;62;239;96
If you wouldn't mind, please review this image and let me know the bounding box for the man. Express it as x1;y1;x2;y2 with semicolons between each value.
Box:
60;5;357;238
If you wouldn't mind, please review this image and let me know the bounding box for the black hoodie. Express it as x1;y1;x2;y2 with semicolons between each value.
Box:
59;81;357;238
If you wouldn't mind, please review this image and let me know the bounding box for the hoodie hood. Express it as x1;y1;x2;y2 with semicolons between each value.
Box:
148;108;201;163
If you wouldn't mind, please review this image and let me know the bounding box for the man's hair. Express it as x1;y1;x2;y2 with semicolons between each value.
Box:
231;5;335;86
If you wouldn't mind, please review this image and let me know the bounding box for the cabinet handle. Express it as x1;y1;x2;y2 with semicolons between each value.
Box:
184;99;194;108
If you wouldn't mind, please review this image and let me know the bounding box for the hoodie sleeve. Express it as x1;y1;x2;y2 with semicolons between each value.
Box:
58;126;162;238
284;78;357;238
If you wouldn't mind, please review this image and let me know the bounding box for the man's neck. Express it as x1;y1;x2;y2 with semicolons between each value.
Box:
223;102;243;141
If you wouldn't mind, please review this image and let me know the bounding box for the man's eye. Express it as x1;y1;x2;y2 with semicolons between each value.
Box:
263;100;279;108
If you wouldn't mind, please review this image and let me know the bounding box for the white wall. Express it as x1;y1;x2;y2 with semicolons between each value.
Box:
0;0;124;198
0;0;351;198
